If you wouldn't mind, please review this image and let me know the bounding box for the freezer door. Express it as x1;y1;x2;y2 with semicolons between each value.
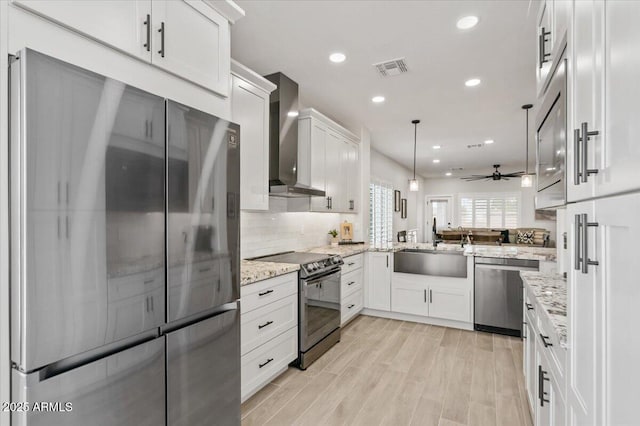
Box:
11;338;165;426
10;49;166;371
167;308;240;425
167;100;240;322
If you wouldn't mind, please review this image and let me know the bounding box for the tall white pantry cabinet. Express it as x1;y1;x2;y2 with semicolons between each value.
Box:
564;1;640;426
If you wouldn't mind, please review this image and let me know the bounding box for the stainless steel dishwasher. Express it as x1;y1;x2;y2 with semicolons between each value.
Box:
474;257;539;337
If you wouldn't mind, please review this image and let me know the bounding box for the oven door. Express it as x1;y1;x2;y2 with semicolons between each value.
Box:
535;57;567;208
299;270;341;352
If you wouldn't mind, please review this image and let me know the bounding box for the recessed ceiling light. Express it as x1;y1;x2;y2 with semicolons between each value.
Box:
457;16;479;30
287;111;299;117
371;96;385;103
433;145;441;150
465;78;481;87
484;139;494;144
329;52;346;63
445;172;452;176
433;159;440;163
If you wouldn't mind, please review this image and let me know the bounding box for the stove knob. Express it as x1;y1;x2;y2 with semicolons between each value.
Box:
307;263;315;271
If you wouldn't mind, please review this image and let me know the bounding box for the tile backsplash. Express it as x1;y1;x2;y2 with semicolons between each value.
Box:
241;199;362;259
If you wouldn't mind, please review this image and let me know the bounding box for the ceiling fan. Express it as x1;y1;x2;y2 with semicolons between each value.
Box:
461;164;524;181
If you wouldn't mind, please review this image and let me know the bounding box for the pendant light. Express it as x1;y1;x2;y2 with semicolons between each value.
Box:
521;104;535;188
409;119;420;191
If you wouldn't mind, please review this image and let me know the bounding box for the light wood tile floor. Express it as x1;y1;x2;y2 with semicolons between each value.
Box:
241;315;533;426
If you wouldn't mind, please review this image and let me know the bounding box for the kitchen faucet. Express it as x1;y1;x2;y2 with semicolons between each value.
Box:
432;218;442;248
458;226;465;247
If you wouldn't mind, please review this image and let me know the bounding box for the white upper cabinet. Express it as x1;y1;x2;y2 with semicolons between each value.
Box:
151;0;230;96
568;0;604;202
537;0;571;97
11;0;235;97
596;0;640;197
568;0;640;201
12;0;153;62
299;108;360;213
231;61;276;211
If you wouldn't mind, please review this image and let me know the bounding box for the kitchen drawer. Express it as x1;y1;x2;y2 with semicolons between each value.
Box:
241;327;297;401
241;272;297;314
537;309;566;384
341;268;363;298
241;294;297;355
341;254;364;275
341;289;363;325
108;268;164;302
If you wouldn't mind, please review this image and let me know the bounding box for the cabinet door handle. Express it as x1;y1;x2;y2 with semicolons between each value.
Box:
329;197;332;210
149;121;153;139
423;289;426;303
145;297;149;313
259;358;274;368
258;320;273;329
574;214;583;270
581;213;599;274
258;289;274;297
580;122;600;183
327;197;331;210
386;255;389;268
429;289;433;303
538;365;550;406
65;215;69;239
539;333;553;348
573;128;581;186
347;281;355;286
348;304;355;309
143;14;151;51
526;303;534;311
150;296;154;312
158;22;165;57
57;181;61;204
538;27;551;68
57;216;61;239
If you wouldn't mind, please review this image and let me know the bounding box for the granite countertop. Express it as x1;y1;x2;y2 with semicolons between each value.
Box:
305;244;370;257
464;245;557;262
520;271;567;348
240;260;299;286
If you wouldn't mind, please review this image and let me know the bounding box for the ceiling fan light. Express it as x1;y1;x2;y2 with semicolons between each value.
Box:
521;174;534;188
409;179;419;192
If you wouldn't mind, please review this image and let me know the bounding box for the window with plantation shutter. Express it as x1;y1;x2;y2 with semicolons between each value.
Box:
369;181;393;245
458;193;520;228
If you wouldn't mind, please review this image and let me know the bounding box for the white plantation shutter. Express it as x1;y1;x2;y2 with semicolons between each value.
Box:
369;181;393;245
458;193;520;228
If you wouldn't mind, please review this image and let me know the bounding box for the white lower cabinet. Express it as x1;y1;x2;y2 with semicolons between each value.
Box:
341;254;364;325
240;272;298;401
365;252;391;311
391;272;471;323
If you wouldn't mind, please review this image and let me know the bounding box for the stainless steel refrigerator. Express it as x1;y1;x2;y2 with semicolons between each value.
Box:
9;49;240;426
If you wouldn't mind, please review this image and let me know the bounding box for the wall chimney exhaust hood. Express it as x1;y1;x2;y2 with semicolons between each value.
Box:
264;72;325;198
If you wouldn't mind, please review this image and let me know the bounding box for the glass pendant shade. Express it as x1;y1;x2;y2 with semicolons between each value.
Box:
409;179;419;192
521;174;534;188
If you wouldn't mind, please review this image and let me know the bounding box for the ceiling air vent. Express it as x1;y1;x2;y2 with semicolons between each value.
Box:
373;58;408;77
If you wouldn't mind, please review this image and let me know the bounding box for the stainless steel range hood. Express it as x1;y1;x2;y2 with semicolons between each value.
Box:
264;72;325;198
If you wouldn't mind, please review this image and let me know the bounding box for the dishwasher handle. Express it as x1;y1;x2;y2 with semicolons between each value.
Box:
475;264;539;272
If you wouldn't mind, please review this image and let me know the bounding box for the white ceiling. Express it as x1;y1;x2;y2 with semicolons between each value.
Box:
231;0;539;178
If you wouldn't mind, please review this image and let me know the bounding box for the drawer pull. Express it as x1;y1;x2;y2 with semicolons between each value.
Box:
258;289;274;296
347;262;355;266
348;304;355;309
347;281;355;286
526;303;534;311
259;358;274;369
258;320;274;330
144;279;155;285
539;333;553;348
199;267;211;273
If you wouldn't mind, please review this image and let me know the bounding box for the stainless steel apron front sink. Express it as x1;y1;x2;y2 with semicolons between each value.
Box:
393;249;468;278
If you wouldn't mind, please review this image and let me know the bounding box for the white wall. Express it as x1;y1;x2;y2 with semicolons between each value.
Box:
422;176;557;244
370;148;425;242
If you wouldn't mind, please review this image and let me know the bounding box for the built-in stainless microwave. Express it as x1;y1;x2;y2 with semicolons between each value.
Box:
535;53;567;208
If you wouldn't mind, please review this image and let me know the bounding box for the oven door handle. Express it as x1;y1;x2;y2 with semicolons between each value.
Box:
302;270;341;286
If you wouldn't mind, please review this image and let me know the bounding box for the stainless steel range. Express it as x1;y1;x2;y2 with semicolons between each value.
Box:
253;251;343;369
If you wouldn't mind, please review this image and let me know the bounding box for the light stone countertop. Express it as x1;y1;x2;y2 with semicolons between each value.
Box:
240;259;299;286
520;271;567;348
463;245;557;262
